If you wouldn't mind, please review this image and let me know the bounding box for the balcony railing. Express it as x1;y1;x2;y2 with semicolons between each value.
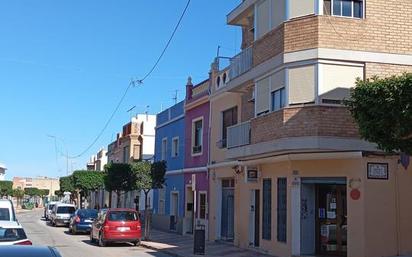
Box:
227;121;251;148
229;46;253;80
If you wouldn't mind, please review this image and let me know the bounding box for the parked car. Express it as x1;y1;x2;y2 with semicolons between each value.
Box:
0;200;16;222
49;203;76;227
44;202;58;221
90;208;141;247
69;209;98;234
0;221;32;245
0;246;62;257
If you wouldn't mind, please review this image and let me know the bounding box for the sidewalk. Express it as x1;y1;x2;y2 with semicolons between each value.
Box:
141;229;272;257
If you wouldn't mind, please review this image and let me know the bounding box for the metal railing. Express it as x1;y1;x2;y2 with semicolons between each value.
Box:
227;121;251;148
229;46;253;80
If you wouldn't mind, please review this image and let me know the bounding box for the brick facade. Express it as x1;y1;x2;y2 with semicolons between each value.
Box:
245;0;412;69
251;105;360;144
366;63;412;78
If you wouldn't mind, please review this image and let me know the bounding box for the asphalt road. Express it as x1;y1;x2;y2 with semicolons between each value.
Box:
17;209;172;257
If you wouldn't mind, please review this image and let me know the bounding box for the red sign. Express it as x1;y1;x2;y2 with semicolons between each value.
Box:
350;189;361;200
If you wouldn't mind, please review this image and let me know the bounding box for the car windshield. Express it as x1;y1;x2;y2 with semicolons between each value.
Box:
57;206;76;214
0;228;27;242
0;208;10;221
48;204;55;210
78;209;98;219
108;211;138;221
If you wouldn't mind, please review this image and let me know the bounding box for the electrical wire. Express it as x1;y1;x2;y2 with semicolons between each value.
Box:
68;0;191;159
137;0;191;83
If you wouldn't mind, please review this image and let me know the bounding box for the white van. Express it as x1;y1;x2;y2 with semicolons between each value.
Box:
0;200;16;222
50;203;76;227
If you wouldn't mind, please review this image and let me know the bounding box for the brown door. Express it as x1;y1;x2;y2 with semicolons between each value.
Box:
316;185;347;256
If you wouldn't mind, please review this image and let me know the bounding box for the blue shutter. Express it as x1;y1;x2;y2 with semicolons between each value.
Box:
277;178;287;242
262;179;272;240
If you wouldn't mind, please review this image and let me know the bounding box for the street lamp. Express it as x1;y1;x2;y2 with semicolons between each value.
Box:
47;135;69;175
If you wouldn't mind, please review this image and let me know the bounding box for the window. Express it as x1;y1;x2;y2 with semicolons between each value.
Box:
277;178;287;242
133;144;141;161
325;0;364;18
262;179;272;240
192;119;203;154
123;145;130;163
171;137;179;157
0;208;10;221
271;88;286;112
108;211;138;221
199;192;207;219
222;107;238;148
161;138;167;160
158;188;166;215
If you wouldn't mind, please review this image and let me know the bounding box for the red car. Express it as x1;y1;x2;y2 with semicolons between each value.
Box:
90;208;141;247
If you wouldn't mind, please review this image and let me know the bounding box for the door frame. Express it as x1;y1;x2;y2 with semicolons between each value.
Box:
315;184;347;256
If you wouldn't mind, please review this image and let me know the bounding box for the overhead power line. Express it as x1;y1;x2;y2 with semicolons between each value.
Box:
68;0;191;159
138;0;191;83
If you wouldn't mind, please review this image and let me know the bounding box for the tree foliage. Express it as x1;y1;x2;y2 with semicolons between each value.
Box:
132;161;152;193
346;73;412;154
54;190;64;197
151;161;167;189
59;176;75;194
104;163;136;207
24;187;40;197
12;189;24;198
72;170;105;194
0;181;13;197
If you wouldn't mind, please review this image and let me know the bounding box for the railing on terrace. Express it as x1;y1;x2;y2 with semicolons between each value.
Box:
227;121;251;148
229;46;253;80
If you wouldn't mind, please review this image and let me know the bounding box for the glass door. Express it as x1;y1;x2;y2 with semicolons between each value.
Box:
316;185;347;256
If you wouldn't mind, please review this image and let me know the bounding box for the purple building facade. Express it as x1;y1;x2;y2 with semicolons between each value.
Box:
183;77;210;237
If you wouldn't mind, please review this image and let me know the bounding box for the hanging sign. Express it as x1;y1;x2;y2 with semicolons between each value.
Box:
367;163;388;180
247;169;258;182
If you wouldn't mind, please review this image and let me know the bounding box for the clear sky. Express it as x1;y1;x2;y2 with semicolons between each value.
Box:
0;0;241;180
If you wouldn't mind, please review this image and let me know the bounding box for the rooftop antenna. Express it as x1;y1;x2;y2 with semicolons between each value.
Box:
145;105;150;120
172;90;179;104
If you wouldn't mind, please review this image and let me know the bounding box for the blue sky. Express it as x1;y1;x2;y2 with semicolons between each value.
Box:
0;0;241;179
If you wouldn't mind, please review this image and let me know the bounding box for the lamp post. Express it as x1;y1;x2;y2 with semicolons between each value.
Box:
47;135;69;175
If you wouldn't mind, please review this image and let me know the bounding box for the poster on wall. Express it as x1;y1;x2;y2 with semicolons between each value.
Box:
367;163;389;180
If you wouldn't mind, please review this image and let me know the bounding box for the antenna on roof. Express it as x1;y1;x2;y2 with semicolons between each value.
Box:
172;90;179;104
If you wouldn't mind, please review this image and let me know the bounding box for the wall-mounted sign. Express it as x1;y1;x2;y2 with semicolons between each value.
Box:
247;169;258;182
350;189;361;200
367;163;389;180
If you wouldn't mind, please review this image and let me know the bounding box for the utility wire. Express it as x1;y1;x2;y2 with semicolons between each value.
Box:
68;0;191;159
137;0;191;83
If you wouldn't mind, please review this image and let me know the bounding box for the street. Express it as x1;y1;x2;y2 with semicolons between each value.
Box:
17;209;172;257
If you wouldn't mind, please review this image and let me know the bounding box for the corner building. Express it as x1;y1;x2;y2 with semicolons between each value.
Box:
207;1;412;257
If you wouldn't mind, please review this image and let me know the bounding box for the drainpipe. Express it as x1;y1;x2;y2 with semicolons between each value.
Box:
395;160;401;256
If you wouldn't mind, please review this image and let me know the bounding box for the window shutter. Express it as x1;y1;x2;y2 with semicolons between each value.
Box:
256;77;270;115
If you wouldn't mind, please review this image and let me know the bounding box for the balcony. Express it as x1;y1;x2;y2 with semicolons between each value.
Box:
225;106;376;160
227;121;251;149
229;46;253;80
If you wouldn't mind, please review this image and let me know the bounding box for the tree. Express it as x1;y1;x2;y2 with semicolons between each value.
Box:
59;175;76;204
104;163;136;208
24;187;40;197
346;73;412;154
71;170;105;208
132;160;166;239
0;181;13;197
12;189;24;208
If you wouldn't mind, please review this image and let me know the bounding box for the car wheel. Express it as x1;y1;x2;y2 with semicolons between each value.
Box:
134;240;141;247
98;233;106;247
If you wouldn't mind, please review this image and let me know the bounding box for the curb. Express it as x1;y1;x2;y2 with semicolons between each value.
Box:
140;241;186;257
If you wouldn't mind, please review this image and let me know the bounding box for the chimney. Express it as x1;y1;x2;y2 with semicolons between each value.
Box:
186;76;193;100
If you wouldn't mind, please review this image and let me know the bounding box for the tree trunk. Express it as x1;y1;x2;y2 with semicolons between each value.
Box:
108;191;112;208
116;191;121;208
144;190;151;240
